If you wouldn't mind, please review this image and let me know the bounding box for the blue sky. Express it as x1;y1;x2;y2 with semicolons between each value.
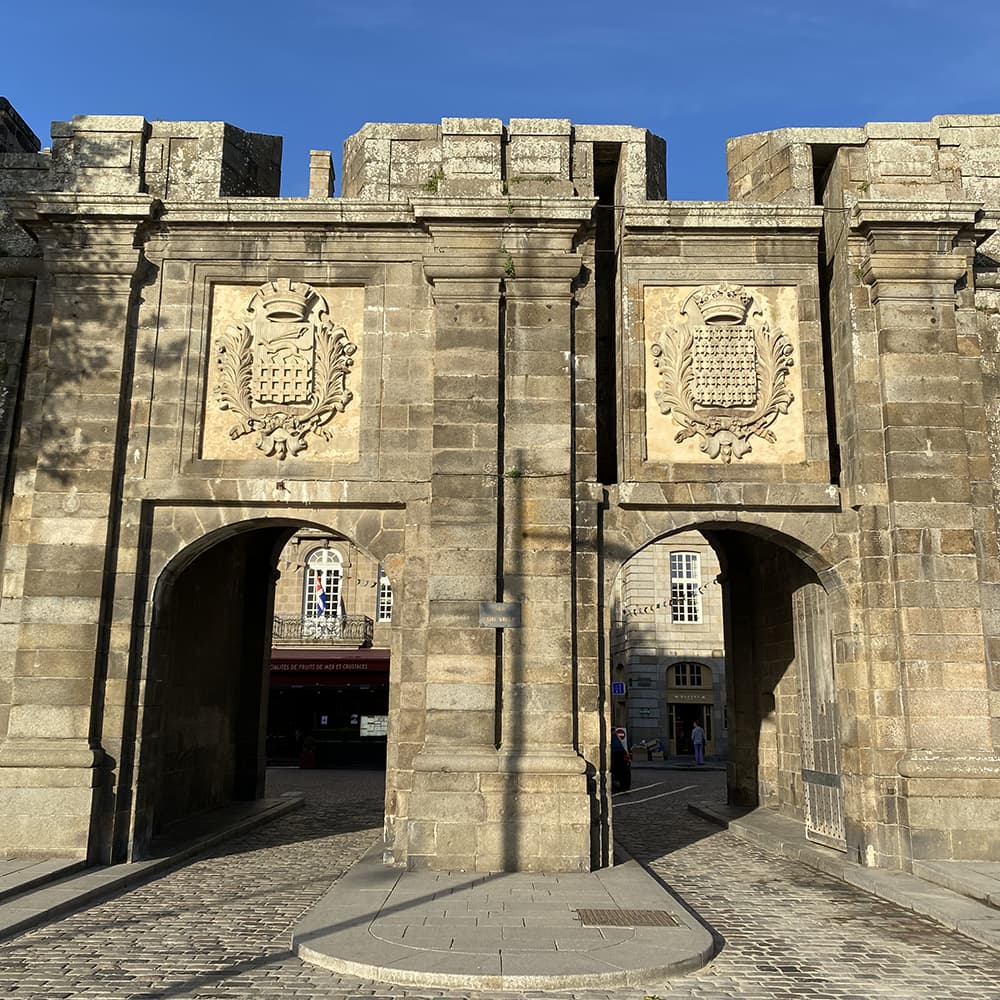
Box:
5;1;998;199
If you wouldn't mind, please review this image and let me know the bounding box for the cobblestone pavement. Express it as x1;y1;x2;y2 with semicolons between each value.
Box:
0;767;998;999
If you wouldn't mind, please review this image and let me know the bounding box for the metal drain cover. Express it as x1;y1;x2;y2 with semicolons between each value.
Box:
575;908;678;927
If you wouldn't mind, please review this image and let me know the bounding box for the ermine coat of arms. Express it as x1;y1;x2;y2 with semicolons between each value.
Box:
649;283;794;463
214;280;357;459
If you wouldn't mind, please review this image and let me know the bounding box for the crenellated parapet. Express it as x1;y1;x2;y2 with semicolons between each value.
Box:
341;117;665;203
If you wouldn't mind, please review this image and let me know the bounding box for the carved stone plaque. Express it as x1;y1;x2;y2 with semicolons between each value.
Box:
644;284;805;465
201;281;364;462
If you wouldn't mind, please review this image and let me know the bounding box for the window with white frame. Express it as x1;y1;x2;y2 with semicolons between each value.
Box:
669;551;702;623
304;547;343;619
377;566;393;623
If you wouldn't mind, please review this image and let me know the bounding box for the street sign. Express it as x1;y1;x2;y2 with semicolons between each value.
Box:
611;681;626;695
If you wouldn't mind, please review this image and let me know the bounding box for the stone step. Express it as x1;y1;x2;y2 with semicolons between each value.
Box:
0;858;86;905
913;860;1000;910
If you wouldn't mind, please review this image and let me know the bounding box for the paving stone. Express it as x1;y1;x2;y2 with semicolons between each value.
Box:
0;768;998;999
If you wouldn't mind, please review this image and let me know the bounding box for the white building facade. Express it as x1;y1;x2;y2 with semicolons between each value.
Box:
611;531;727;759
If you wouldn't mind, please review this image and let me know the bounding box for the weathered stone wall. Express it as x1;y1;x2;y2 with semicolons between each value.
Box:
728;115;1000;864
2;105;1000;874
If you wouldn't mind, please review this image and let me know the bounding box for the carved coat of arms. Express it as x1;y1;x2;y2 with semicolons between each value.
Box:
649;283;794;463
214;280;356;459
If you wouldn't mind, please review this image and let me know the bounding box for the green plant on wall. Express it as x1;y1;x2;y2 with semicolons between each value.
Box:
422;168;445;194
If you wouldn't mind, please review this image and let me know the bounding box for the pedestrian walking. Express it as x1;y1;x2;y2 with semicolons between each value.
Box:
691;721;705;765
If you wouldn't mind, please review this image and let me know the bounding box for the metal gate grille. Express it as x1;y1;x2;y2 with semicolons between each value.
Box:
793;583;846;851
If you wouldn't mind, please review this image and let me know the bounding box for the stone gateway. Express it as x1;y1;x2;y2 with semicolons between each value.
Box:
1;98;999;874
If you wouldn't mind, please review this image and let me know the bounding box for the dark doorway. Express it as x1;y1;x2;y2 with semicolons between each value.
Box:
671;703;708;755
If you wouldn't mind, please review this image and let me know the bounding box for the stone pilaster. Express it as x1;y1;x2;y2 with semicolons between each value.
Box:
406;259;504;870
0;193;155;857
406;200;593;871
496;264;590;870
855;201;1000;860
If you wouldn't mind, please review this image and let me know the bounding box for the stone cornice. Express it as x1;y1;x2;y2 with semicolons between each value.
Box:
9;193;159;279
158;198;416;226
419;198;590;285
624;202;824;232
612;481;843;510
852;201;984;288
158;196;597;228
411;196;596;224
851;199;982;229
422;251;583;286
0;737;104;769
422;254;508;283
503;255;584;287
860;252;969;286
11;192;159;227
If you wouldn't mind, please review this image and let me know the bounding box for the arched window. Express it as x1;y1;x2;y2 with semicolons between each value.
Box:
669;551;702;623
304;547;343;619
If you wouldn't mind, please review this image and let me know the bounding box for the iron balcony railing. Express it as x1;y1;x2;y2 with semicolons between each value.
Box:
272;614;374;647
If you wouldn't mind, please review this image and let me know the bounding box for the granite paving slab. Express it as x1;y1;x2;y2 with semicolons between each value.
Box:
292;840;715;989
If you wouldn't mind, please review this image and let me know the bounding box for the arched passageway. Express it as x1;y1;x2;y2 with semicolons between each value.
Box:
131;520;397;857
610;524;847;850
140;525;294;844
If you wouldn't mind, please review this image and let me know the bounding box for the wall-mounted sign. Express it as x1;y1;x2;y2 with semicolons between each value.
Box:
479;602;522;628
611;681;627;696
360;715;388;737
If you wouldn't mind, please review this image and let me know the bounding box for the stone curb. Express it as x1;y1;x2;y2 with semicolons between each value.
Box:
0;793;303;942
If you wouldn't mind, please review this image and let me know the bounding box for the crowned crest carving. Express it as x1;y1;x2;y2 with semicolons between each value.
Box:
649;283;794;463
214;279;357;460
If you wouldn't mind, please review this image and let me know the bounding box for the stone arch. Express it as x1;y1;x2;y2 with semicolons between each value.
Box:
144;506;407;608
601;504;861;853
119;505;408;861
602;504;855;581
602;506;857;631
